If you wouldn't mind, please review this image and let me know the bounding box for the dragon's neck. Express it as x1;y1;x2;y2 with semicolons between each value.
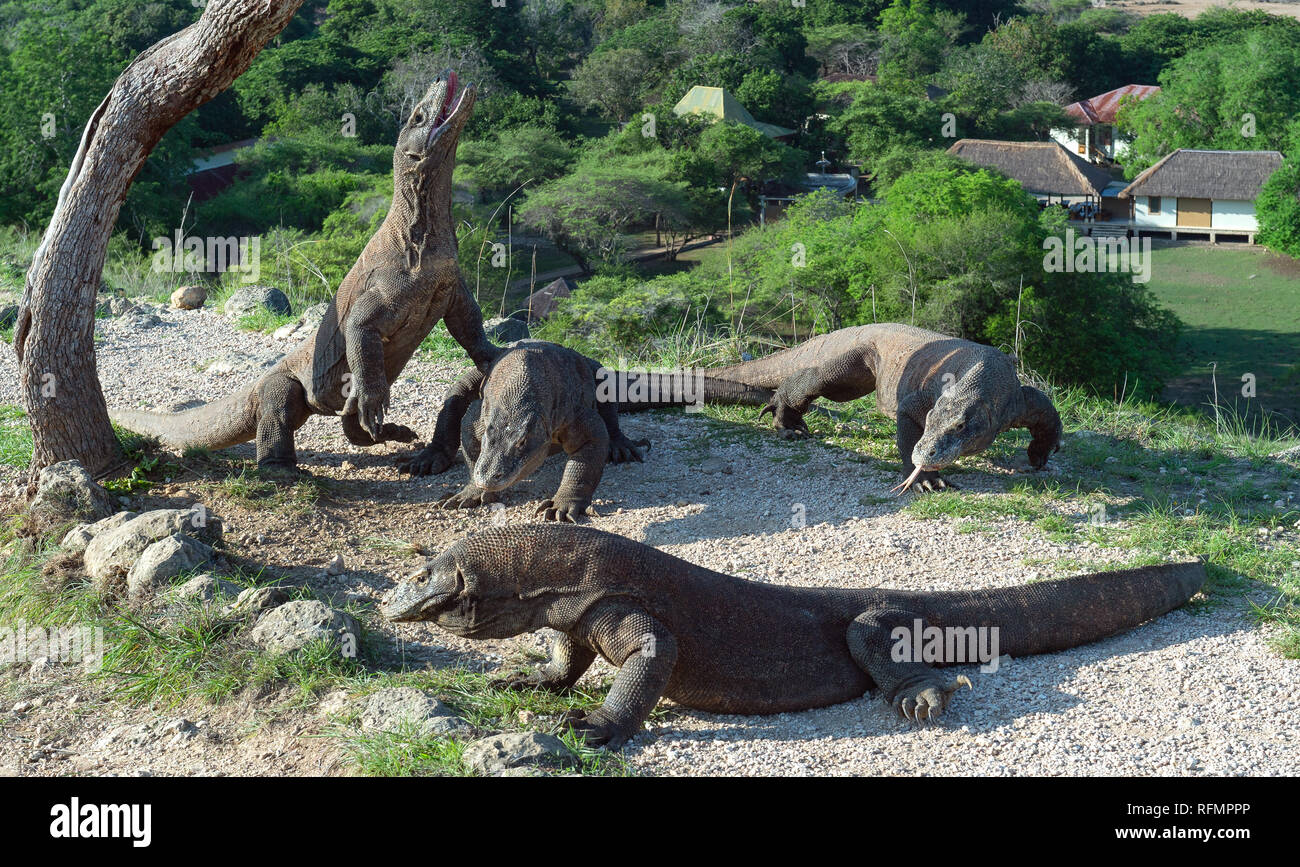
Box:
388;164;455;265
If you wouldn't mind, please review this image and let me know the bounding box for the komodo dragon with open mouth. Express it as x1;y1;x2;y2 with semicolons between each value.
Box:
622;323;1063;493
382;524;1205;749
112;71;497;470
395;340;768;521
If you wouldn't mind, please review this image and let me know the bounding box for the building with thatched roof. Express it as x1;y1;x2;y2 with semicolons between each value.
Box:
1051;84;1159;164
946;139;1115;202
672;86;796;139
1119;149;1284;241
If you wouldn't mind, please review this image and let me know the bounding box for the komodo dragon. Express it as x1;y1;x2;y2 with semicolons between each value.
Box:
112;71;497;470
623;323;1063;493
395;340;767;521
381;524;1205;749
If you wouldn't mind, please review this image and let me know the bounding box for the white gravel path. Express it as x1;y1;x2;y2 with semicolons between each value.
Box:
2;301;1297;777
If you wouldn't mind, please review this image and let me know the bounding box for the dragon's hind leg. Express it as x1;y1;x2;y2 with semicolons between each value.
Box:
846;608;973;724
254;372;312;471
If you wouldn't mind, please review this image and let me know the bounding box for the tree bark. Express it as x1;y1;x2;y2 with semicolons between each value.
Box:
16;0;304;489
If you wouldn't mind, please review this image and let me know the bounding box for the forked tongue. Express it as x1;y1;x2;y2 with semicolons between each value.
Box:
890;464;925;495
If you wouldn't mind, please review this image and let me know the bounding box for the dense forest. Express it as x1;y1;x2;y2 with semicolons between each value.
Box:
2;0;1299;396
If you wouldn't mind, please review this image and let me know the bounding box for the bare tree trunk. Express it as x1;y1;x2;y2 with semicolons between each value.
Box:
15;0;304;490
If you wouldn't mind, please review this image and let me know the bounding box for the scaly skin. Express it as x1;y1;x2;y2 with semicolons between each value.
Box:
381;524;1205;749
111;71;497;470
682;323;1063;492
397;340;650;522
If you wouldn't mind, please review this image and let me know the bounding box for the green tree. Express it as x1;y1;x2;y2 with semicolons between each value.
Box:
1257;122;1300;257
567;48;653;121
1120;28;1300;174
456;124;574;194
516;152;690;273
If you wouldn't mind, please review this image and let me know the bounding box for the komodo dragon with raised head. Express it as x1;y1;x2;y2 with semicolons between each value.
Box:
112;71;497;470
382;524;1205;749
623;323;1063;493
395;340;768;521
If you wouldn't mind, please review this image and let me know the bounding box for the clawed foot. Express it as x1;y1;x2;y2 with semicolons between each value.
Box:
609;435;650;464
760;401;810;439
893;675;972;724
342;381;392;441
396;446;456;476
890;467;959;495
555;708;630;750
536;498;596;523
438;486;496;510
378;423;418;444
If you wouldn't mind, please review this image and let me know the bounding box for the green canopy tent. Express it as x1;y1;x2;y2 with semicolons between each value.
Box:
671;86;796;139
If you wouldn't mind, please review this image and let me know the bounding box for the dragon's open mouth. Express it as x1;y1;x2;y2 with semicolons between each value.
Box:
425;71;467;148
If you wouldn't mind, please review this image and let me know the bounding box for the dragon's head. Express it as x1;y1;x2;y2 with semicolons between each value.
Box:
379;527;614;638
911;363;1004;472
469;351;554;494
393;69;476;178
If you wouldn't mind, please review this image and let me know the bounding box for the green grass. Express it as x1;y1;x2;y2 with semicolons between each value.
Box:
1144;245;1300;425
198;465;330;514
0;404;33;467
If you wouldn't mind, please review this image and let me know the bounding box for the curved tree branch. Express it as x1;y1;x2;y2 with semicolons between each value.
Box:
18;0;304;487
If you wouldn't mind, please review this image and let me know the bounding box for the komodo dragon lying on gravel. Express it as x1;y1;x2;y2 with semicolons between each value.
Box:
112;71;497;470
625;323;1063;493
382;524;1205;749
396;340;767;521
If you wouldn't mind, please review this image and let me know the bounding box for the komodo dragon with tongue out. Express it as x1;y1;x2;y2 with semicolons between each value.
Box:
395;340;768;521
111;71;497;471
631;323;1062;493
381;524;1205;749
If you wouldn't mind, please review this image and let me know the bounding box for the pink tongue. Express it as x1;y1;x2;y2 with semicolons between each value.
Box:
439;71;458;124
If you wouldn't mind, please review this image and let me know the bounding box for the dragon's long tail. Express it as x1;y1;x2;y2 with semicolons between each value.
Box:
110;381;261;451
602;370;774;413
893;561;1206;659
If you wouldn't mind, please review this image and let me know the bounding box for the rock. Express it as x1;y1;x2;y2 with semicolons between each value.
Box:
326;553;345;575
226;586;290;618
85;510;138;537
60;524;95;554
461;732;577;776
126;534;213;601
97;296;138;317
205;350;283;376
248;600;358;656
699;456;728;475
83;508;223;599
1273;444;1300;464
170;285;207;310
273;302;328;341
485;317;529;344
223;286;291;319
170;572;240;604
27;461;118;528
317;690;352;717
0;304;17;330
358;688;471;737
120;312;163;329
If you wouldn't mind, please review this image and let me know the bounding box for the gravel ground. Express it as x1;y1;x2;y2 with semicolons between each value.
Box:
1;301;1297;777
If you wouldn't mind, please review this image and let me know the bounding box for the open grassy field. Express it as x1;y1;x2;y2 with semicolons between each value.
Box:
1145;244;1300;431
